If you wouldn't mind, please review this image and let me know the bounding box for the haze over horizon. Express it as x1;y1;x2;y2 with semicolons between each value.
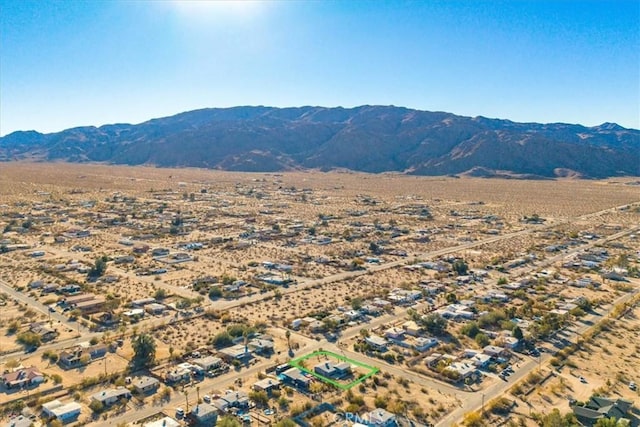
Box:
1;0;639;136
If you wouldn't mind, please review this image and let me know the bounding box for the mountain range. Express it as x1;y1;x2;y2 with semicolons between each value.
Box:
1;105;638;178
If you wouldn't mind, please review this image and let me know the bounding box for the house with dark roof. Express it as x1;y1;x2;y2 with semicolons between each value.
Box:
314;361;351;380
281;367;312;390
572;396;633;426
29;322;58;342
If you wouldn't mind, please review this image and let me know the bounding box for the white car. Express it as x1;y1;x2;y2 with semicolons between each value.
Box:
176;408;184;418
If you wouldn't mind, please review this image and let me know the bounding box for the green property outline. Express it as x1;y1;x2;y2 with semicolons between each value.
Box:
288;350;380;390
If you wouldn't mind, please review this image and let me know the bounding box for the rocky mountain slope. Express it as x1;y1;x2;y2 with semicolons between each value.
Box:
1;106;638;177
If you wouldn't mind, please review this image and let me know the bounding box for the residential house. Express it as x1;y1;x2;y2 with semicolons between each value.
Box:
165;365;191;383
59;284;81;295
75;296;106;314
248;339;274;355
192;356;223;371
190;403;218;426
308;320;325;333
468;353;492;368
401;320;422;337
122;308;145;321
145;303;166;315
90;387;131;407
220;390;250;410
218;344;252;362
59;343;107;368
114;255;134;264
2;367;44;389
424;353;444;368
62;293;96;306
413;337;439;352
384;327;405;341
281;367;312;390
344;310;361;321
503;336;519;349
365;335;388;352
94;312;120;326
360;304;382;316
572;397;632;426
445;362;476;380
131;298;156;307
41;283;59;294
132;376;160;395
252;378;281;395
366;408;397;427
29;322;57;342
313;361;351;379
42;400;81;423
28;280;44;289
483;345;508;358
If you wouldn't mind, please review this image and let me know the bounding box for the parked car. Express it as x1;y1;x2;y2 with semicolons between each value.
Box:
630;382;637;391
176;408;184;418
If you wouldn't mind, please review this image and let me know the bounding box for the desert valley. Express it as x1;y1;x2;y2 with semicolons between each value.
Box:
0;162;637;427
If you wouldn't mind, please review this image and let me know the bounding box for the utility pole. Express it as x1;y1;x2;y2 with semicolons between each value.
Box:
538;353;541;370
481;393;485;417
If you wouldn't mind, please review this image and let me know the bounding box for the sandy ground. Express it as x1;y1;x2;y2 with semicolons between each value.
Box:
0;163;638;425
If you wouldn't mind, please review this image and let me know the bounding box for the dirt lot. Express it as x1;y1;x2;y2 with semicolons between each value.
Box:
509;299;640;424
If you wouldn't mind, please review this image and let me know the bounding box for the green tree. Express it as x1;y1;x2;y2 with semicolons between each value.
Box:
421;313;448;336
350;296;364;310
452;259;468;275
211;332;233;348
475;333;490;347
275;420;297;427
89;400;104;413
461;322;480;338
594;418;621;427
217;416;242;427
132;333;156;368
512;325;524;341
208;287;223;299
249;390;269;407
539;408;578;427
154;288;167;300
89;256;108;278
17;331;41;348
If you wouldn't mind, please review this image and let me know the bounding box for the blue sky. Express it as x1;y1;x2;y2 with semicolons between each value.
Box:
1;0;638;135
